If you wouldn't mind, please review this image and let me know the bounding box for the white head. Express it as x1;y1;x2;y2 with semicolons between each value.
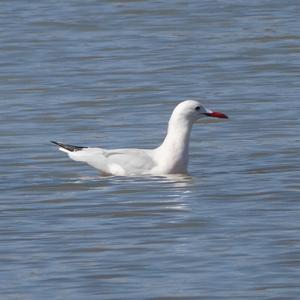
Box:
171;100;228;124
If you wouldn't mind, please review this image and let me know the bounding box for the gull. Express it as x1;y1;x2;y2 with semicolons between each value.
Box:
52;100;228;176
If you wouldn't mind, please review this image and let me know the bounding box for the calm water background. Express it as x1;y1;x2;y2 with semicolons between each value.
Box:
1;0;300;299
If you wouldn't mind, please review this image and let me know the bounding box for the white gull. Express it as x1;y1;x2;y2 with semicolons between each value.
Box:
52;100;228;176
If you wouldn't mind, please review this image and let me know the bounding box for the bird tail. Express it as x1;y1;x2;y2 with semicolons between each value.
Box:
51;141;87;153
51;141;108;171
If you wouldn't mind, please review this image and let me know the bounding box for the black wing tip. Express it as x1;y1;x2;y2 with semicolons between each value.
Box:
51;141;61;146
51;141;87;152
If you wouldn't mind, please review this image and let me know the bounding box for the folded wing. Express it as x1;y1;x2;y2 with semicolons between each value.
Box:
69;147;155;176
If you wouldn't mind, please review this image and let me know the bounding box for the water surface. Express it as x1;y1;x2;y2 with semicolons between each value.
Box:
1;0;300;299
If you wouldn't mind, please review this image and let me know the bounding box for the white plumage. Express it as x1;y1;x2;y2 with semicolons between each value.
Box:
52;100;228;176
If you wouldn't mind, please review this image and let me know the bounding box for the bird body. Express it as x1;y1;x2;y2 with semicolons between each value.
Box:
52;100;228;176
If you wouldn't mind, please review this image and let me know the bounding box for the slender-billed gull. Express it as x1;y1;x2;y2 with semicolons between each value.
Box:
52;100;228;176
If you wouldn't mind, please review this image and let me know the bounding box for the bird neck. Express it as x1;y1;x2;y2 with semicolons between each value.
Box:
158;114;193;172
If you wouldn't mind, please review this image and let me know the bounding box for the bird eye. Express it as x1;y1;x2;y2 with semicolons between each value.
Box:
195;106;200;111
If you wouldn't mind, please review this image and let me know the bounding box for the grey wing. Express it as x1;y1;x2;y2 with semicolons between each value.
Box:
104;149;155;174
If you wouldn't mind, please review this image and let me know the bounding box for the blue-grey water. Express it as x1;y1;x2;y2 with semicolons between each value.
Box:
1;1;300;299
